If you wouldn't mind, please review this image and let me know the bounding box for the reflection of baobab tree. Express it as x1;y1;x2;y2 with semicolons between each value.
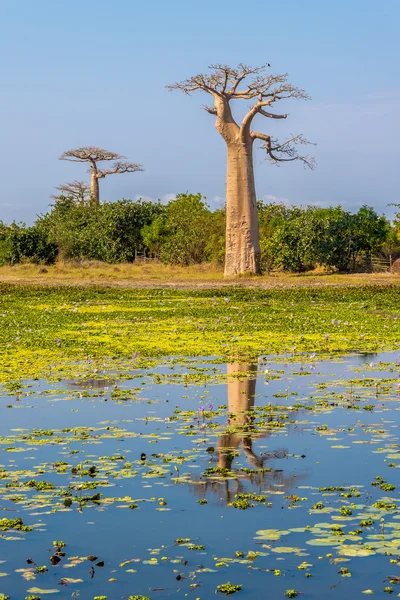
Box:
217;362;259;471
189;363;305;504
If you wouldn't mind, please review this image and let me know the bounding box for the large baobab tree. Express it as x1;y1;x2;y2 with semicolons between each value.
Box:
168;64;315;276
59;147;143;204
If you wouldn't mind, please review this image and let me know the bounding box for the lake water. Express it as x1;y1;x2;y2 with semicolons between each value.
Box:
1;352;400;599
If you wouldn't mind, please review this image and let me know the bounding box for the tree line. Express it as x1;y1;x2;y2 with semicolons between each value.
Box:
0;193;397;273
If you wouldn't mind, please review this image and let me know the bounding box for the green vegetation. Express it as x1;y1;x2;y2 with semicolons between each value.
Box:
217;582;243;594
1;283;400;384
0;517;32;532
0;194;397;272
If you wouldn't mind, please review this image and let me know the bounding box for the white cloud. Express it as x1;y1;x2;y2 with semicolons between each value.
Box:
261;194;290;205
210;195;225;207
133;194;154;202
133;193;177;204
160;193;176;204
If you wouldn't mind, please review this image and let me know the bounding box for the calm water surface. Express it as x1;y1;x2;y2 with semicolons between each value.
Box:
1;352;400;599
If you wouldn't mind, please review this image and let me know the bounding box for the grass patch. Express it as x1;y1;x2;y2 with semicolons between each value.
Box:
0;261;399;288
0;283;399;383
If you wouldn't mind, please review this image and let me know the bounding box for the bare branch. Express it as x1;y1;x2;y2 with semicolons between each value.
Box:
251;132;271;143
52;180;90;202
168;64;310;144
258;109;287;119
257;133;316;169
96;161;144;178
166;72;220;97
202;104;218;115
230;64;259;93
168;64;310;107
167;63;277;99
59;146;125;163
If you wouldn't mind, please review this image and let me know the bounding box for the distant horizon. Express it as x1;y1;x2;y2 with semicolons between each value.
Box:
1;0;399;223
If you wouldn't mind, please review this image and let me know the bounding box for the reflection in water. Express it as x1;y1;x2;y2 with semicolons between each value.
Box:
218;362;259;470
190;363;305;503
68;378;114;390
357;352;379;364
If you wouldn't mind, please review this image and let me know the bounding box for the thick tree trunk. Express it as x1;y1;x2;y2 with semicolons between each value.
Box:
224;141;261;276
90;163;100;204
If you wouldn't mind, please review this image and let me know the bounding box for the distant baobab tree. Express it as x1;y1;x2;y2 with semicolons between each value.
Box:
59;146;143;204
168;64;315;276
52;180;90;203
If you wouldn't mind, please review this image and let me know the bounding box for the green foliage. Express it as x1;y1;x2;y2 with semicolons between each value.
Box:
313;206;355;272
0;221;57;265
258;201;289;273
272;206;318;272
205;208;226;265
258;202;390;273
39;196;165;263
158;193;214;265
141;217;168;258
0;194;392;271
354;205;391;260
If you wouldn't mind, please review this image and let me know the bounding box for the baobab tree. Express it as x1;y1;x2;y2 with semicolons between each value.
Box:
59;146;143;204
52;180;90;203
168;64;315;276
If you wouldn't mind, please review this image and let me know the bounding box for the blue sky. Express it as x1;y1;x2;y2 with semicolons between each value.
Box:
1;0;399;223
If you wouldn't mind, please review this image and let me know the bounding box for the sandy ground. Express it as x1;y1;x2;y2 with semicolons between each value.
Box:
0;263;399;289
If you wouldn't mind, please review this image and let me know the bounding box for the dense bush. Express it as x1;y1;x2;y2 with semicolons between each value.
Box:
259;204;392;273
141;194;225;265
0;221;57;265
37;197;166;262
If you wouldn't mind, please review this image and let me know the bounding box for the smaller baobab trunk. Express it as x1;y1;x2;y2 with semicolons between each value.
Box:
59;146;144;205
167;64;315;276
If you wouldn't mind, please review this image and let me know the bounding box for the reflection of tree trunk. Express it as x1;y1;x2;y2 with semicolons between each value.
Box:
218;362;258;469
227;362;257;421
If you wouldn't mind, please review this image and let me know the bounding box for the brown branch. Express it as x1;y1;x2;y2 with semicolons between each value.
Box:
168;64;312;153
260;134;316;169
258;109;287;119
168;65;310;106
96;161;144;178
52;180;90;202
251;132;271;143
202;105;218;115
60;146;124;162
240;99;275;138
